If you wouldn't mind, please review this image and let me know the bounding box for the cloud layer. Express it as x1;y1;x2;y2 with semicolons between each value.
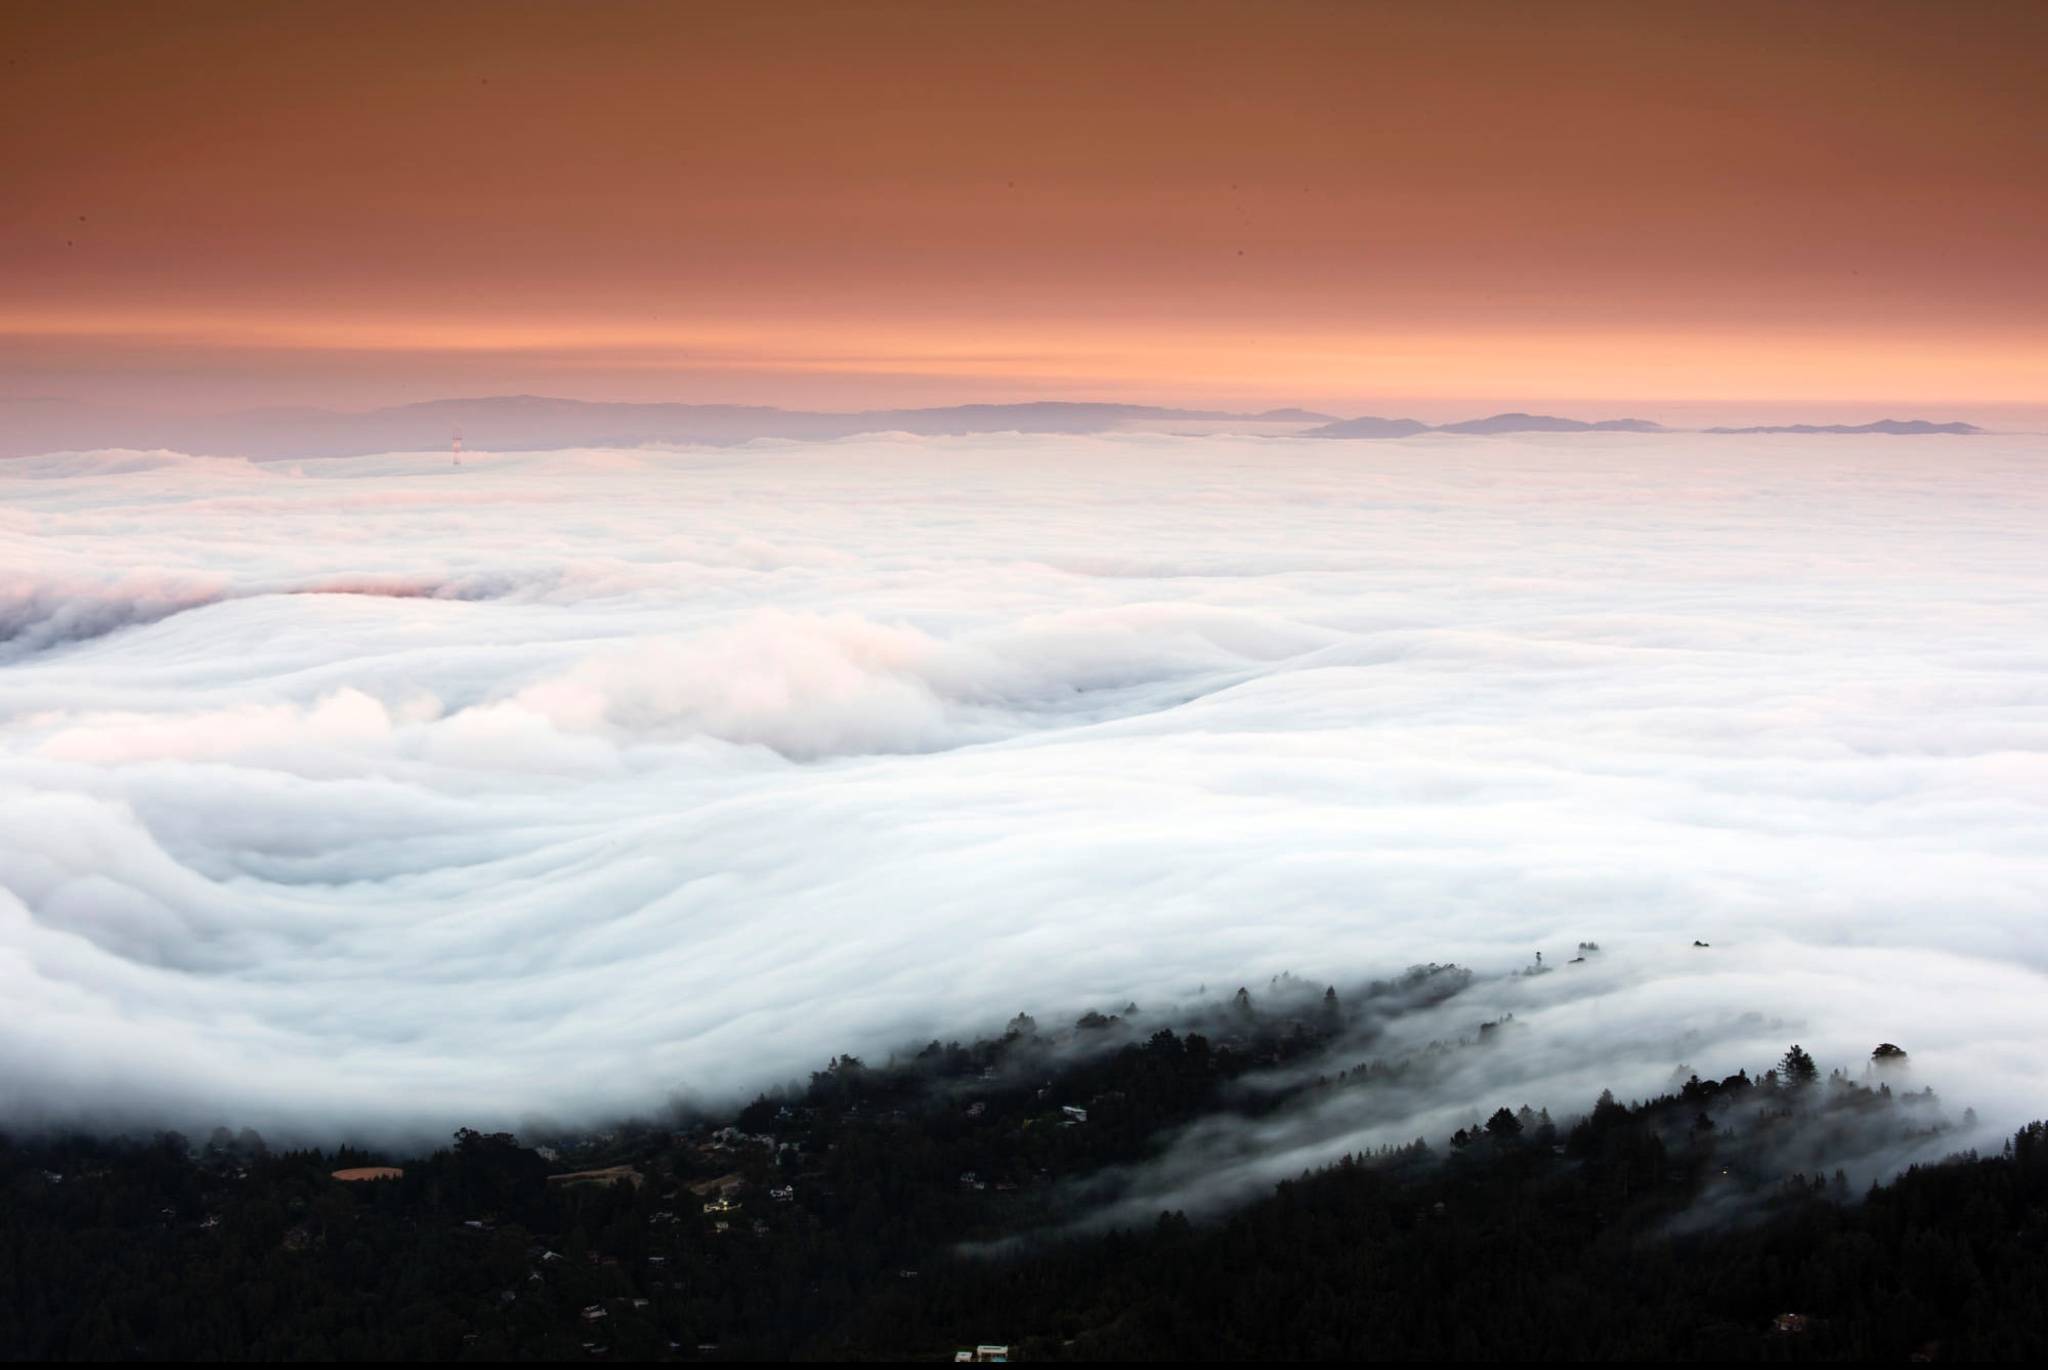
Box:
4;432;2046;1141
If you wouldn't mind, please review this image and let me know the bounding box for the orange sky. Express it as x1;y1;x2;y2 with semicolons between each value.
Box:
2;0;2043;420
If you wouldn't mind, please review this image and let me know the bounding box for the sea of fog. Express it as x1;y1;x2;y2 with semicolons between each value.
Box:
3;431;2046;1144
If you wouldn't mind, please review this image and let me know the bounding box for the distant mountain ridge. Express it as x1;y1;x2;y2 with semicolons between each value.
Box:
0;395;1994;460
0;396;1340;461
1303;411;1666;438
1703;419;1985;436
1437;412;1666;435
1297;415;1433;439
1304;411;1988;439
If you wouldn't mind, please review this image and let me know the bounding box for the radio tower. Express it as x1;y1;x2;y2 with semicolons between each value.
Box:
452;428;463;467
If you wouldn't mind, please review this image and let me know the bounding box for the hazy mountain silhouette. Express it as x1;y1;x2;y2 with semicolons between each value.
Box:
1298;415;1432;439
1303;412;1982;440
0;396;1995;460
0;398;161;458
1302;411;1663;439
1703;419;1984;436
1245;407;1344;423
1434;412;1666;434
0;396;1340;460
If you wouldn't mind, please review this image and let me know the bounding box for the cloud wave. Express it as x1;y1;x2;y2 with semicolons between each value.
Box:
3;431;2046;1143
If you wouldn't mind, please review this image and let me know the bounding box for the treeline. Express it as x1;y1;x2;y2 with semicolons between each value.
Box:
2;979;2043;1360
835;1065;2048;1360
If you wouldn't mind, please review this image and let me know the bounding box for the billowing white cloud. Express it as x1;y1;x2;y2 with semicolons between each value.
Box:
2;431;2046;1144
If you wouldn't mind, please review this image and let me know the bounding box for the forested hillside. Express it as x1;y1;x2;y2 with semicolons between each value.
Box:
5;979;2042;1361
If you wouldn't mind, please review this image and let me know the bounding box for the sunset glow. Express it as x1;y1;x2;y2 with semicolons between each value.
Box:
5;0;2042;419
7;6;2048;1356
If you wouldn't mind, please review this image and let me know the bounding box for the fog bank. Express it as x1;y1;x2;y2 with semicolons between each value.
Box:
3;432;2045;1140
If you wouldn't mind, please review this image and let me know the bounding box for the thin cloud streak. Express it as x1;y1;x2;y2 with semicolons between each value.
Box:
6;311;2044;418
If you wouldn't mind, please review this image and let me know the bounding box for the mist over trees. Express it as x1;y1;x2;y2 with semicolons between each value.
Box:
4;978;2035;1361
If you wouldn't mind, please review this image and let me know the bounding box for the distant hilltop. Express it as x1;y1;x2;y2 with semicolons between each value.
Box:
1438;412;1666;435
1702;419;1985;436
1304;411;1665;438
0;394;1993;460
1298;416;1434;439
1304;412;1986;439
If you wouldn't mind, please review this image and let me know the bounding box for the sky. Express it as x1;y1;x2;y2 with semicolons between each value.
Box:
5;432;2048;1140
3;0;2044;422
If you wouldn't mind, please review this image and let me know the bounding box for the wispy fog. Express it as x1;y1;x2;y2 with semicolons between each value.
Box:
3;432;2045;1141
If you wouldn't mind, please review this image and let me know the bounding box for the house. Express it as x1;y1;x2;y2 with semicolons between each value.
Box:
702;1196;740;1215
954;1346;1010;1363
1062;1105;1088;1124
580;1305;608;1322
